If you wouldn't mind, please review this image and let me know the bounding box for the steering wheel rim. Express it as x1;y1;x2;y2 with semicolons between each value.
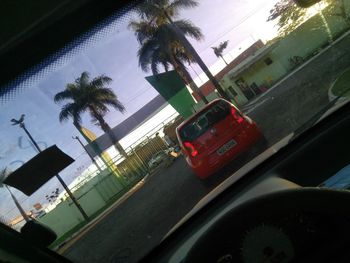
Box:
185;188;350;263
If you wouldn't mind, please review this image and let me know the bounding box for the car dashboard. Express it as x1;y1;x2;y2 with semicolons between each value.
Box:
141;101;350;263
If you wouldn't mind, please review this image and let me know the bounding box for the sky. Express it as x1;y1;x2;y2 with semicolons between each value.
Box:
0;0;279;222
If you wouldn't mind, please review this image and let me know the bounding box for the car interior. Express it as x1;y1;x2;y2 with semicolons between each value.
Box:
1;0;350;262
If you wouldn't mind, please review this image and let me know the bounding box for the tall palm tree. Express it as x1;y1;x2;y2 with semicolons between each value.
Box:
54;72;128;158
0;168;30;222
212;41;229;65
130;19;209;103
130;0;228;102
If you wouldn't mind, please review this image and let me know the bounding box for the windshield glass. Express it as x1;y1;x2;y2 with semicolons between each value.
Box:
1;0;350;262
179;100;231;141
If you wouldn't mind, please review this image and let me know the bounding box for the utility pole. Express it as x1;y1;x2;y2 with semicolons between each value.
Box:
11;114;89;221
73;136;103;172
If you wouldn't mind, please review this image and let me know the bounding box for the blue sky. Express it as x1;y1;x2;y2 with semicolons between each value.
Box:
0;0;278;221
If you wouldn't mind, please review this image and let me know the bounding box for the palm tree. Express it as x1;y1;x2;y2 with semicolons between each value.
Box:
0;168;30;222
212;41;229;65
54;72;128;158
130;19;209;103
130;0;228;102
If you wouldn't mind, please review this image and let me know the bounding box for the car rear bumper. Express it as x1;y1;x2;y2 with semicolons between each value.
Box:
187;123;262;179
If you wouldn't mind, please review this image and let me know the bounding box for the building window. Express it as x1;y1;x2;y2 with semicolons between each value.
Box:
264;57;273;65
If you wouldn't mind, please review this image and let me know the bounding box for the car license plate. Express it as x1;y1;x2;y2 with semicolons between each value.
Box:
217;140;236;155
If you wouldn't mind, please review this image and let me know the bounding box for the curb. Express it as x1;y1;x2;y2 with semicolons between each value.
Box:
328;68;350;102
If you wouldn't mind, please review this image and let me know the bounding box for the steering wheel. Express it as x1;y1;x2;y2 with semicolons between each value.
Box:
185;188;350;263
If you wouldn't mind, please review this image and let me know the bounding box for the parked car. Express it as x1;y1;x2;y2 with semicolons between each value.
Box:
148;150;174;170
176;99;263;179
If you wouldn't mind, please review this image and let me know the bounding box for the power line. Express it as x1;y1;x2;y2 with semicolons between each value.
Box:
198;2;272;52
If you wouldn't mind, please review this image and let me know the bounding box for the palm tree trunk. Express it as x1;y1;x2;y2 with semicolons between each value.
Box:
91;110;128;159
164;12;229;100
6;186;30;222
74;122;128;186
171;56;209;104
220;55;229;65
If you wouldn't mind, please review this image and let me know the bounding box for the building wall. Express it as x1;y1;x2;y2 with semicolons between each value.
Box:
222;2;350;105
37;173;127;238
272;6;350;71
220;77;249;105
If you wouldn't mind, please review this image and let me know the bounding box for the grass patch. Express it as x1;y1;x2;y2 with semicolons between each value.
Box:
332;69;350;97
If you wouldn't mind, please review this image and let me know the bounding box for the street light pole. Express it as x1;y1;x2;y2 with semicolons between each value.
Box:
11;115;89;221
20;123;41;153
73;136;103;172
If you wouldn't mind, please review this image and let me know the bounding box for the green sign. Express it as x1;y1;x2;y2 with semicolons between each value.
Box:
146;70;196;118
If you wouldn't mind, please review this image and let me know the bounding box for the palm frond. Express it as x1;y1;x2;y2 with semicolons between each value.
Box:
212;40;229;57
135;0;165;20
106;99;126;113
138;39;159;72
54;89;74;103
58;103;82;124
151;48;166;75
78;71;90;88
169;0;198;10
172;20;203;41
0;168;9;186
90;75;112;88
129;20;158;44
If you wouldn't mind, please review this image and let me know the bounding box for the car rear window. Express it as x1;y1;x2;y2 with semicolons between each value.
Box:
179;101;231;142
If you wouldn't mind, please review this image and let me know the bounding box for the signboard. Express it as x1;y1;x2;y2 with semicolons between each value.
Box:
146;70;196;118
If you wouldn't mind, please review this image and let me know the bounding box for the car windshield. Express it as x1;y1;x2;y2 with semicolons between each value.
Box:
179;100;231;141
1;0;350;262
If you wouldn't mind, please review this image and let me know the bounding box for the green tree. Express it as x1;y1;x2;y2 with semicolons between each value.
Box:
268;0;349;37
0;168;30;222
130;0;228;103
54;72;128;158
212;41;229;65
130;19;209;103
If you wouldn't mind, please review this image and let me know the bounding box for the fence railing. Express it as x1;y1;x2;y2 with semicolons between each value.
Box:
10;112;182;233
63;114;179;203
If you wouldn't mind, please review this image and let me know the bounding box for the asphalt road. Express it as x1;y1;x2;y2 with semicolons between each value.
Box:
63;33;350;263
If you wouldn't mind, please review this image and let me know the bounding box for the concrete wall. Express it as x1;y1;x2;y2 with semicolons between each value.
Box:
38;201;85;238
272;6;350;70
37;173;129;238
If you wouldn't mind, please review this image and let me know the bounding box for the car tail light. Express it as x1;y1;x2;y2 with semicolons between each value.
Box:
231;107;244;123
183;141;198;157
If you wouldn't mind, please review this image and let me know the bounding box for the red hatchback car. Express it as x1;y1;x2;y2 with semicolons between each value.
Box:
176;99;264;179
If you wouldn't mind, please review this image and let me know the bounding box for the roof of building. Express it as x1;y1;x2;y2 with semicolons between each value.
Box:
192;40;266;100
84;95;167;157
227;42;279;80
